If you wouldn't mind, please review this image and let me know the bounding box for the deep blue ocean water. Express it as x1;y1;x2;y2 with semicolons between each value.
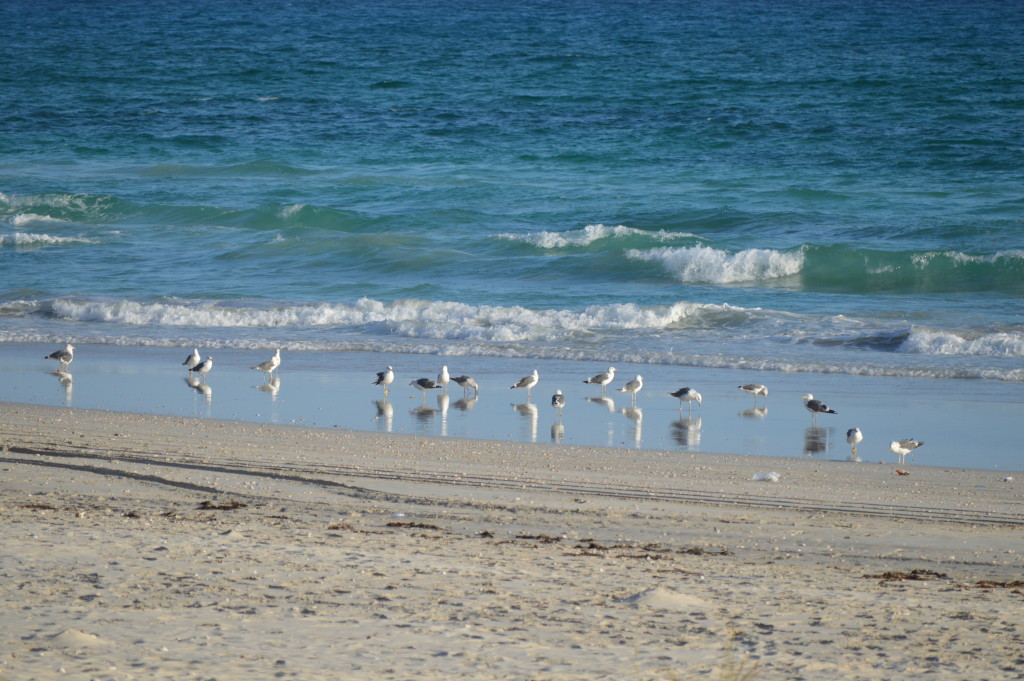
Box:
3;0;1023;383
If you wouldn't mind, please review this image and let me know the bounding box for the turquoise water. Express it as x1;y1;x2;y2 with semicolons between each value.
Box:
3;0;1023;385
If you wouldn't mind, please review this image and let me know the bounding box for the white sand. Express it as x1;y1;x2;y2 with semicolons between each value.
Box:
2;402;1022;680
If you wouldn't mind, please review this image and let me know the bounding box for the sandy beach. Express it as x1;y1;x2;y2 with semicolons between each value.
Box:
2;401;1022;680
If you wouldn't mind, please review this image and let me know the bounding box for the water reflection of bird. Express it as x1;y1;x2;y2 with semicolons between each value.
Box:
586;396;616;412
671;416;702;448
803;426;828;456
373;399;393;432
890;438;924;464
739;406;768;419
453;395;478;411
256;376;281;398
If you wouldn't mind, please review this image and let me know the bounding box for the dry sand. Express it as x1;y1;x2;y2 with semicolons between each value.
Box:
2;402;1022;680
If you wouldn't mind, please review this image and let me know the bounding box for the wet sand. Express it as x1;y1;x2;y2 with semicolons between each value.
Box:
2;402;1022;680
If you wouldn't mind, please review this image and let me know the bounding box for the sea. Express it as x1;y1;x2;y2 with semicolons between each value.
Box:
2;1;1023;469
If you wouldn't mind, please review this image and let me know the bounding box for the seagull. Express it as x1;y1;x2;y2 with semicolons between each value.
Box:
669;387;702;413
251;348;281;377
551;389;565;416
617;375;643;404
437;365;450;392
801;393;836;422
373;366;395;393
452;375;479;396
192;356;213;382
44;343;74;369
738;383;768;403
409;377;441;399
182;348;200;373
890;438;924;464
510;369;539;400
846;427;863;457
583;366;616;394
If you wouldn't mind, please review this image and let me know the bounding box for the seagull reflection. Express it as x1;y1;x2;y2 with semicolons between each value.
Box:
373;399;393;433
56;370;73;404
256;376;281;398
739;406;768;419
438;393;449;437
512;402;538;442
551;421;564;444
804;426;829;456
620;406;643;447
586;396;616;412
671;415;702;448
453;395;478;412
411;404;438;424
185;375;213;399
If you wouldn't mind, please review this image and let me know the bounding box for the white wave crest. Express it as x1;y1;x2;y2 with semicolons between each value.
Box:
911;250;1024;267
9;213;69;227
627;245;804;283
48;297;742;342
898;326;1024;358
497;224;697;249
0;232;96;247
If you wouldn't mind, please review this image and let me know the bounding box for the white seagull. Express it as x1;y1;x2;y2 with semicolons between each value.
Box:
582;366;616;394
669;387;702;413
846;427;863;457
182;348;200;373
437;365;450;392
738;383;768;403
890;438;924;464
452;375;479;396
510;369;539;400
192;356;214;382
618;375;643;404
44;343;75;370
251;348;281;377
551;389;565;416
373;366;395;393
801;393;837;422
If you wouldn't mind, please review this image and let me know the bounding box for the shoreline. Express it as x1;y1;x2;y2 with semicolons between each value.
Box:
2;402;1023;679
5;342;1024;471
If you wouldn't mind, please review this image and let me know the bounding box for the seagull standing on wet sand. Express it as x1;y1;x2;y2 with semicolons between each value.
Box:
890;438;924;464
409;377;441;401
583;367;616;395
801;393;836;423
551;389;565;416
373;366;394;393
670;387;702;413
738;383;768;404
182;348;200;373
192;356;213;382
510;369;539;400
846;427;863;457
618;375;643;404
452;375;479;397
251;348;281;377
437;365;450;392
44;343;75;370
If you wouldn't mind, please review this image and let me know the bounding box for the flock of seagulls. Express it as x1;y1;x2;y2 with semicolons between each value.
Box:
40;342;928;465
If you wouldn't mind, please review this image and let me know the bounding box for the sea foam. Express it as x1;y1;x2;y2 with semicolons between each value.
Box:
0;232;95;247
627;245;804;283
899;326;1024;357
497;224;696;249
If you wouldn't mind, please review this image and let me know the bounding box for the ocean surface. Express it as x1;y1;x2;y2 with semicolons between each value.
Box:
2;1;1023;467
